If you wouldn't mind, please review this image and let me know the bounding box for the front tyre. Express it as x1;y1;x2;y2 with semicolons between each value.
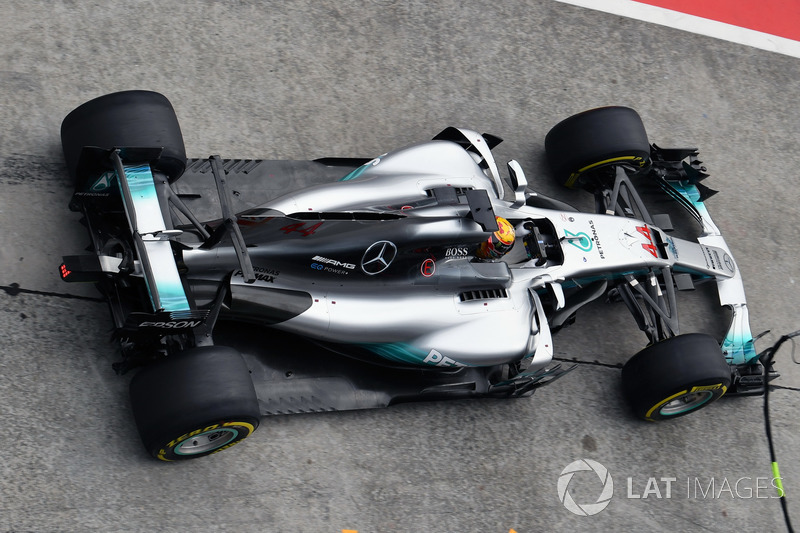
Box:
545;106;651;188
129;346;260;461
621;333;731;421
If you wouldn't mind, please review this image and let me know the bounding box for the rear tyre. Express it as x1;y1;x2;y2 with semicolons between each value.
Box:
545;106;651;188
129;346;260;461
61;90;186;189
621;333;731;421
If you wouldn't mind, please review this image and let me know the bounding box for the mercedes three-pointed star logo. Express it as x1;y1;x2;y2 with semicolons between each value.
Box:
361;240;398;275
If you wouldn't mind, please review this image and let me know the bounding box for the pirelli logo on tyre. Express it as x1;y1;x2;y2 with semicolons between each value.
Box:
690;383;725;393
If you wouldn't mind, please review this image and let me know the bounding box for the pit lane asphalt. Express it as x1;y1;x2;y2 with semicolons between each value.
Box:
1;1;799;531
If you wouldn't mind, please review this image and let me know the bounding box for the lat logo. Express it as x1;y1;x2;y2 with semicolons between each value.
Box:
636;225;658;258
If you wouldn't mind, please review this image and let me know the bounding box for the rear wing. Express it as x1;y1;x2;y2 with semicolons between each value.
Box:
111;153;192;313
61;149;256;315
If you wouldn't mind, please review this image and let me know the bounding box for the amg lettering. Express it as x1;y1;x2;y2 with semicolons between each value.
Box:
312;255;356;269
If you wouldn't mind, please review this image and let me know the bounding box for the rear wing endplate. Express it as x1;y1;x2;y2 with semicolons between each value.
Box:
110;150;192;313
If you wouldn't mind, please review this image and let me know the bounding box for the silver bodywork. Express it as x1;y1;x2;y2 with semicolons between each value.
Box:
172;129;755;374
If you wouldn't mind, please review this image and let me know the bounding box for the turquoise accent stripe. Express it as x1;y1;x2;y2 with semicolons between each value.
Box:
672;181;757;363
159;291;192;313
118;162;191;313
670;180;712;220
339;162;370;181
359;342;428;365
140;240;191;313
124;163;159;199
722;330;758;364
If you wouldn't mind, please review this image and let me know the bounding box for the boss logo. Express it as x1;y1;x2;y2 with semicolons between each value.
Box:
444;247;469;257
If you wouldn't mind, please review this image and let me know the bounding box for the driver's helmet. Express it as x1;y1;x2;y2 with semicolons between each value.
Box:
476;216;516;259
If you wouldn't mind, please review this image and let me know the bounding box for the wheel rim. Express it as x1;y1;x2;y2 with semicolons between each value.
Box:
175;428;239;455
659;391;714;416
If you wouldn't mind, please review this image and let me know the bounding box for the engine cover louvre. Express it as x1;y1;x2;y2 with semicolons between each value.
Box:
458;288;509;302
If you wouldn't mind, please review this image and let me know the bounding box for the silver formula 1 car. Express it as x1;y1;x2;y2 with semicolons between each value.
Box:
59;91;774;460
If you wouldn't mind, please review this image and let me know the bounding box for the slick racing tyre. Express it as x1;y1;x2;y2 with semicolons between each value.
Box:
61;90;186;189
621;333;731;421
129;346;260;461
545;106;651;189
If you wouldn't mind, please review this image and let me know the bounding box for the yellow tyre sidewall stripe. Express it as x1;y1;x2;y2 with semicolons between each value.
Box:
157;420;257;461
565;155;647;188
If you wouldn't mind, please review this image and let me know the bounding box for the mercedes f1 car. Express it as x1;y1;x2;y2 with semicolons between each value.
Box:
59;91;775;460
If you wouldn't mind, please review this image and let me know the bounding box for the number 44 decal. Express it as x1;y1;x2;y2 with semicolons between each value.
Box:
636;225;659;258
279;221;324;237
